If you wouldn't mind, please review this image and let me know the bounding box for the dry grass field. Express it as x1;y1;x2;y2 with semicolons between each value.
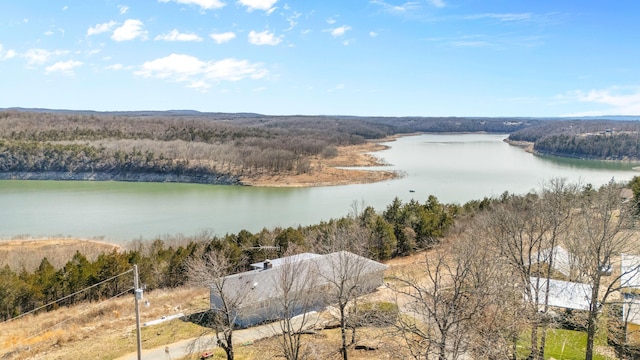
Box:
0;287;211;359
0;238;120;271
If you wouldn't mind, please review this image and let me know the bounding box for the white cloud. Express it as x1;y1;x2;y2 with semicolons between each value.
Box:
155;29;203;42
369;31;378;37
112;19;148;41
135;53;267;90
105;63;125;70
118;5;129;14
210;31;236;44
237;0;277;12
158;0;225;10
87;21;117;36
45;30;54;36
285;12;301;31
370;1;420;14
0;45;17;60
23;49;69;66
326;18;336;25
465;13;533;22
328;83;345;93
248;30;282;45
62;5;68;11
427;0;445;8
188;80;211;92
45;60;83;74
329;25;351;37
562;87;640;116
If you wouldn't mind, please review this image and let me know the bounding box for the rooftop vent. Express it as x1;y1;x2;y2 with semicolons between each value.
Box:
263;260;272;270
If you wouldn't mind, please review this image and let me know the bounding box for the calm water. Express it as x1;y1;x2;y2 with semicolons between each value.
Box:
0;133;637;243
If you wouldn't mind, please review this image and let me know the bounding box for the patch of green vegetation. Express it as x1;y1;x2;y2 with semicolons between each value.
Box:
517;328;614;360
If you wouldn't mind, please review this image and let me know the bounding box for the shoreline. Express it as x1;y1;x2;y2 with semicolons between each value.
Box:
240;135;401;187
0;136;402;188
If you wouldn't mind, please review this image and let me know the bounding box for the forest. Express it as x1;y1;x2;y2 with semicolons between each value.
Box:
507;119;640;160
0;110;536;183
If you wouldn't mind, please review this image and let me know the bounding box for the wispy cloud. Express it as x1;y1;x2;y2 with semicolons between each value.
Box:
118;5;129;14
158;0;225;10
370;0;421;14
135;54;267;91
328;83;345;92
237;0;277;12
428;34;545;49
426;0;445;8
285;11;301;31
328;25;351;37
46;60;83;75
105;63;125;70
248;30;282;45
112;19;148;41
87;21;117;36
560;86;640;116
0;44;17;60
155;29;203;42
464;13;533;22
210;31;236;44
23;49;69;66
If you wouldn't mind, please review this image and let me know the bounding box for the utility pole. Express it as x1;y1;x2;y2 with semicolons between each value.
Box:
134;264;143;360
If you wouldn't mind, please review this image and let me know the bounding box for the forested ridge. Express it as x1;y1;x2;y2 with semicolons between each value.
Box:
508;119;640;160
0;110;535;183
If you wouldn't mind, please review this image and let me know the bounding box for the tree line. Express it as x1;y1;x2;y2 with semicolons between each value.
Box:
508;119;640;160
0;194;456;322
0;110;538;182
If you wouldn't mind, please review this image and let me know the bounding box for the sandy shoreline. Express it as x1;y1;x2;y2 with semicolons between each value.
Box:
240;135;402;187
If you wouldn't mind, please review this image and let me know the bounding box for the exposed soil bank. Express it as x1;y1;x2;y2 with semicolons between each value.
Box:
0;138;398;187
0;171;241;185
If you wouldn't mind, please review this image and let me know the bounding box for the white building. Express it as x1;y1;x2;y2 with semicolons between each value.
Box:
210;251;389;328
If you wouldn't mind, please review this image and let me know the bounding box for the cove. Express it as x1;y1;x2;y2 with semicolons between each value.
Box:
0;133;637;243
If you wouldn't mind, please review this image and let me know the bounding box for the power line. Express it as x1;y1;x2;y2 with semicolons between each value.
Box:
1;268;133;324
0;286;134;357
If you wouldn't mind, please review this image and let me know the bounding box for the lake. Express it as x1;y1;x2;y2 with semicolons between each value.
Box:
0;133;637;243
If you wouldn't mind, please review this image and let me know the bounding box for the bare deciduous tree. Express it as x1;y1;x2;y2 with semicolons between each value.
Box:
390;232;498;360
271;248;320;360
186;250;249;360
565;180;638;360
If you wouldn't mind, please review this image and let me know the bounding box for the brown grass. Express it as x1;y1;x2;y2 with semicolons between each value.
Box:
0;238;120;271
0;287;210;359
240;139;398;187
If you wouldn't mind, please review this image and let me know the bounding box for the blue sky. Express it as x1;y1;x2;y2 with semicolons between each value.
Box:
1;0;639;117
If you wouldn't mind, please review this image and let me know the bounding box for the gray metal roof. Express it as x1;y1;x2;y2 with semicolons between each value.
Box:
249;252;322;270
530;276;592;311
215;251;389;309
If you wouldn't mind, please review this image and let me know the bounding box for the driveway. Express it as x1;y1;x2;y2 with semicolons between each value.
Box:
115;312;320;360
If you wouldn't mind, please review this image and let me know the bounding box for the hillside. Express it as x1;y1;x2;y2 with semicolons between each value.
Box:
0;109;536;187
508;119;640;161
